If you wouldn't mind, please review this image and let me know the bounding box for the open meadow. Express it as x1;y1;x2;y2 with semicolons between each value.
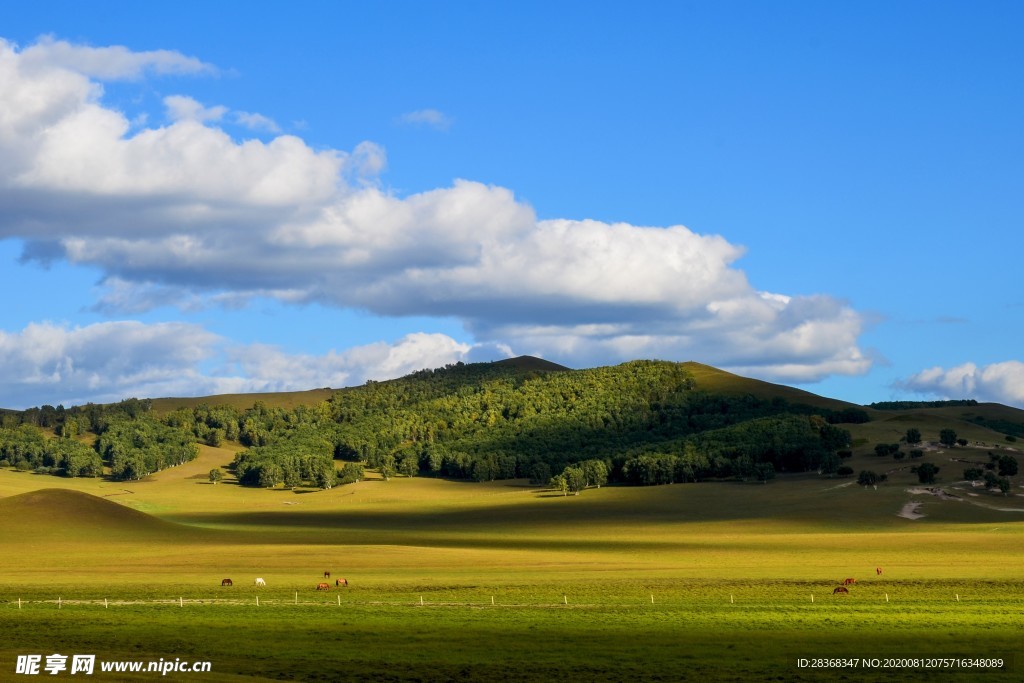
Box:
1;441;1023;682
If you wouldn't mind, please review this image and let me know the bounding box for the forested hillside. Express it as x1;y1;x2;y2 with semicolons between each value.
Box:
0;358;881;489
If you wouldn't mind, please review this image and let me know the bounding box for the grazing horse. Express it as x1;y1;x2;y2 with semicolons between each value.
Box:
842;577;856;586
833;586;849;595
221;578;233;587
316;582;330;591
324;571;331;579
254;577;266;587
876;567;883;576
335;578;348;587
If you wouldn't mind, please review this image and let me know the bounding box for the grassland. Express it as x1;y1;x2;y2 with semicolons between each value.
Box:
1;432;1023;681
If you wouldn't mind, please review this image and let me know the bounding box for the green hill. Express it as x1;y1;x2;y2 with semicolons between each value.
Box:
0;488;188;541
4;356;1024;492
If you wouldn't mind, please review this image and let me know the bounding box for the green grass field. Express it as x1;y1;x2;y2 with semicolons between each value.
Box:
1;441;1022;682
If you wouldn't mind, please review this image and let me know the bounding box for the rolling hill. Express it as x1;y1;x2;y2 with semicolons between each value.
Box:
3;356;1023;492
0;488;191;541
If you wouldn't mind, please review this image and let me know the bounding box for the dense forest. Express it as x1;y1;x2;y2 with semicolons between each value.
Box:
0;359;872;488
868;399;979;410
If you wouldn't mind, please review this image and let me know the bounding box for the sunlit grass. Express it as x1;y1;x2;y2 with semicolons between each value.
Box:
1;449;1022;681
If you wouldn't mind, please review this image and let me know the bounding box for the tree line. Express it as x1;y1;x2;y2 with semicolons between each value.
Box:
1;360;869;488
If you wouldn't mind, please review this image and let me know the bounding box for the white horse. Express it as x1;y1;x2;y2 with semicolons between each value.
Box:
255;577;266;587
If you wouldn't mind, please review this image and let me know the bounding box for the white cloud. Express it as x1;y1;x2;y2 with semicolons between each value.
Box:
0;321;222;408
234;111;281;133
397;108;453;130
16;35;216;80
0;321;491;409
0;36;872;385
227;332;477;391
898;361;1024;407
164;95;227;123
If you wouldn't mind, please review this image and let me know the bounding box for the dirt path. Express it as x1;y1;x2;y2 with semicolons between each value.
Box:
897;501;924;519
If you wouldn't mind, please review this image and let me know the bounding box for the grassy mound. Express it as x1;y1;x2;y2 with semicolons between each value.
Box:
0;488;187;541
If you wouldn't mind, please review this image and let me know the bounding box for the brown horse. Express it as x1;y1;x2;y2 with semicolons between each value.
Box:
221;578;233;587
842;577;856;586
316;582;330;591
324;571;331;579
833;586;849;595
335;578;348;587
876;567;883;576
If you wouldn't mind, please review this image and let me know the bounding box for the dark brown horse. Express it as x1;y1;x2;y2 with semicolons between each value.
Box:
833;586;849;595
842;577;856;586
316;582;330;591
876;567;882;576
221;578;233;587
335;578;348;587
324;571;330;579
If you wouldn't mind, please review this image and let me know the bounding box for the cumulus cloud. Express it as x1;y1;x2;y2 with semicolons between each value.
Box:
16;35;216;80
397;108;453;130
0;36;872;386
898;361;1024;407
164;95;227;123
234;111;281;133
0;321;223;408
0;321;488;409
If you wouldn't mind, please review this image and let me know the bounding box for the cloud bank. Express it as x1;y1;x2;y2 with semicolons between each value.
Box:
0;321;480;409
898;361;1024;408
0;36;873;404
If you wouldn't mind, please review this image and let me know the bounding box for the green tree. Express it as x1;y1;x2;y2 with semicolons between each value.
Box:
857;470;879;487
258;463;283;488
963;467;984;480
998;455;1018;477
526;461;552;486
754;462;775;484
564;466;587;495
581;459;608;488
283;465;303;489
208;469;223;484
939;429;957;448
905;427;921;445
379;453;396;481
338;462;364;484
310;459;337;489
549;473;569;497
914;462;940;484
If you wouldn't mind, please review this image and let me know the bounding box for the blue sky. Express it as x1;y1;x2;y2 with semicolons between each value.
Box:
1;1;1022;409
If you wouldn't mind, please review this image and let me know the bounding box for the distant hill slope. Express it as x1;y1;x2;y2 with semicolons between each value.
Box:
492;355;571;372
0;488;188;541
680;362;870;412
148;387;337;416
